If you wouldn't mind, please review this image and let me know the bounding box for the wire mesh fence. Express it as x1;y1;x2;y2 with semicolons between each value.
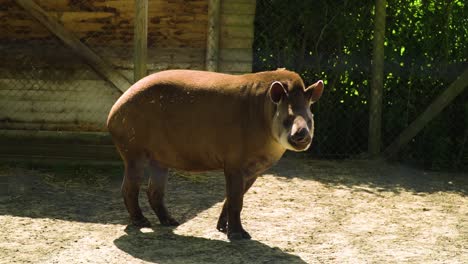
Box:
0;0;125;132
253;0;467;170
0;0;466;171
0;0;210;134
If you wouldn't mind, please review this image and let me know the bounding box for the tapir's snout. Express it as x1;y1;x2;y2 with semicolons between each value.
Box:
287;116;312;151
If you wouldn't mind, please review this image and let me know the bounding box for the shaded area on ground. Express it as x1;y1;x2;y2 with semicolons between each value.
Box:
0;154;466;226
114;225;305;264
0;156;466;263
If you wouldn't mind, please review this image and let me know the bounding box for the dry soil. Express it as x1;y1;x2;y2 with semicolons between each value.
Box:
0;155;467;263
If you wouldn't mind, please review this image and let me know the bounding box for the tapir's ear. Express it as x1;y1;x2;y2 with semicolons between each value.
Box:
269;81;287;104
305;80;324;104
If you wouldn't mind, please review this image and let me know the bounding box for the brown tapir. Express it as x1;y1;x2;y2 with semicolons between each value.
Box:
107;69;323;240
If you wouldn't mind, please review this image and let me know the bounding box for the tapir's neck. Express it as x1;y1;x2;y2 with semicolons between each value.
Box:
238;78;285;154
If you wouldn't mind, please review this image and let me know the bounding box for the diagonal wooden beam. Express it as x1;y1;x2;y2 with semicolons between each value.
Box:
14;0;131;93
383;67;468;158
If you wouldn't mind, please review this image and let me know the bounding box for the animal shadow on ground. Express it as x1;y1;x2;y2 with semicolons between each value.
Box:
0;164;227;225
1;154;466;224
114;225;306;264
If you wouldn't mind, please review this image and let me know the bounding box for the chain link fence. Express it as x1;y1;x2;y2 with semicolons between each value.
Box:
0;0;125;132
0;0;209;134
253;0;467;170
0;0;210;160
0;0;466;170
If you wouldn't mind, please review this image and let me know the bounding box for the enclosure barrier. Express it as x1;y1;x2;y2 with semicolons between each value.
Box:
0;0;466;170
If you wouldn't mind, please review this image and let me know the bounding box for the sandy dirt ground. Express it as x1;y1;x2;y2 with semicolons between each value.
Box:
0;154;467;264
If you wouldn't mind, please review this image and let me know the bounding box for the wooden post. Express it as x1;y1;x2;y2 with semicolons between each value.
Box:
206;0;221;72
14;0;131;93
368;0;387;157
134;0;148;82
383;68;468;158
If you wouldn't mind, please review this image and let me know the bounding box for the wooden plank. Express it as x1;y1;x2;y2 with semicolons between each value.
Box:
220;37;253;49
206;0;221;71
221;25;254;39
0;44;206;69
146;62;205;72
368;0;387;156
95;0;207;13
218;61;252;73
225;72;249;75
0;122;106;131
0;79;122;94
0;68;102;80
13;0;131;93
0;129;112;144
221;2;255;15
219;48;252;62
134;0;148;82
0;92;119;104
0;143;119;161
59;11;115;22
0;109;109;123
0;114;107;131
221;14;254;27
383;67;468;158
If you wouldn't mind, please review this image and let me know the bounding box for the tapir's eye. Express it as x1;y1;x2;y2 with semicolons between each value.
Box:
307;119;312;128
283;118;293;128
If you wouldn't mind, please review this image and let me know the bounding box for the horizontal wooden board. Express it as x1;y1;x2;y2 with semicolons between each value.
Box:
221;14;254;27
219;48;252;62
0;67;104;80
0;143;119;160
0;79;121;93
0;129;112;144
93;0;208;13
221;2;256;15
1;44;207;70
221;25;254;39
218;61;252;72
220;37;253;49
223;0;256;4
58;11;116;22
1;0;209;48
223;72;250;75
0;121;106;131
0;91;119;105
0;77;118;129
0;110;108;127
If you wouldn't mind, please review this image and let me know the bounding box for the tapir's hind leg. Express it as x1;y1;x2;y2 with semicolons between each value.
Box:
122;158;151;227
147;159;179;226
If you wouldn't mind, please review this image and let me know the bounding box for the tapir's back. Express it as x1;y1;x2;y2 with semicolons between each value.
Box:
107;70;273;171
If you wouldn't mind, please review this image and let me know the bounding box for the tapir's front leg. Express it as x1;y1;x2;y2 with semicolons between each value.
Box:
217;176;258;235
223;168;253;240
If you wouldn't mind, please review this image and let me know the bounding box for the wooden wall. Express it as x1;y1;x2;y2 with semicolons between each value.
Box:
0;0;256;132
219;0;255;74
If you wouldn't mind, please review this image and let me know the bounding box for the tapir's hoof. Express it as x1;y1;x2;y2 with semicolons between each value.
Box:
131;217;151;228
216;221;228;233
160;217;180;227
228;230;251;240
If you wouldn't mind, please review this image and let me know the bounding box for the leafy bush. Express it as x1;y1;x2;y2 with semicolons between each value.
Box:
253;0;467;170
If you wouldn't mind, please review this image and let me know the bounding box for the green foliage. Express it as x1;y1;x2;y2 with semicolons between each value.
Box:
254;0;467;170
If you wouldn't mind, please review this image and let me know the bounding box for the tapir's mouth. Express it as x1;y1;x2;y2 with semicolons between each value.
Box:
287;136;312;151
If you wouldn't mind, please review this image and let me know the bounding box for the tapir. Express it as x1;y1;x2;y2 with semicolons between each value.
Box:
107;69;324;240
